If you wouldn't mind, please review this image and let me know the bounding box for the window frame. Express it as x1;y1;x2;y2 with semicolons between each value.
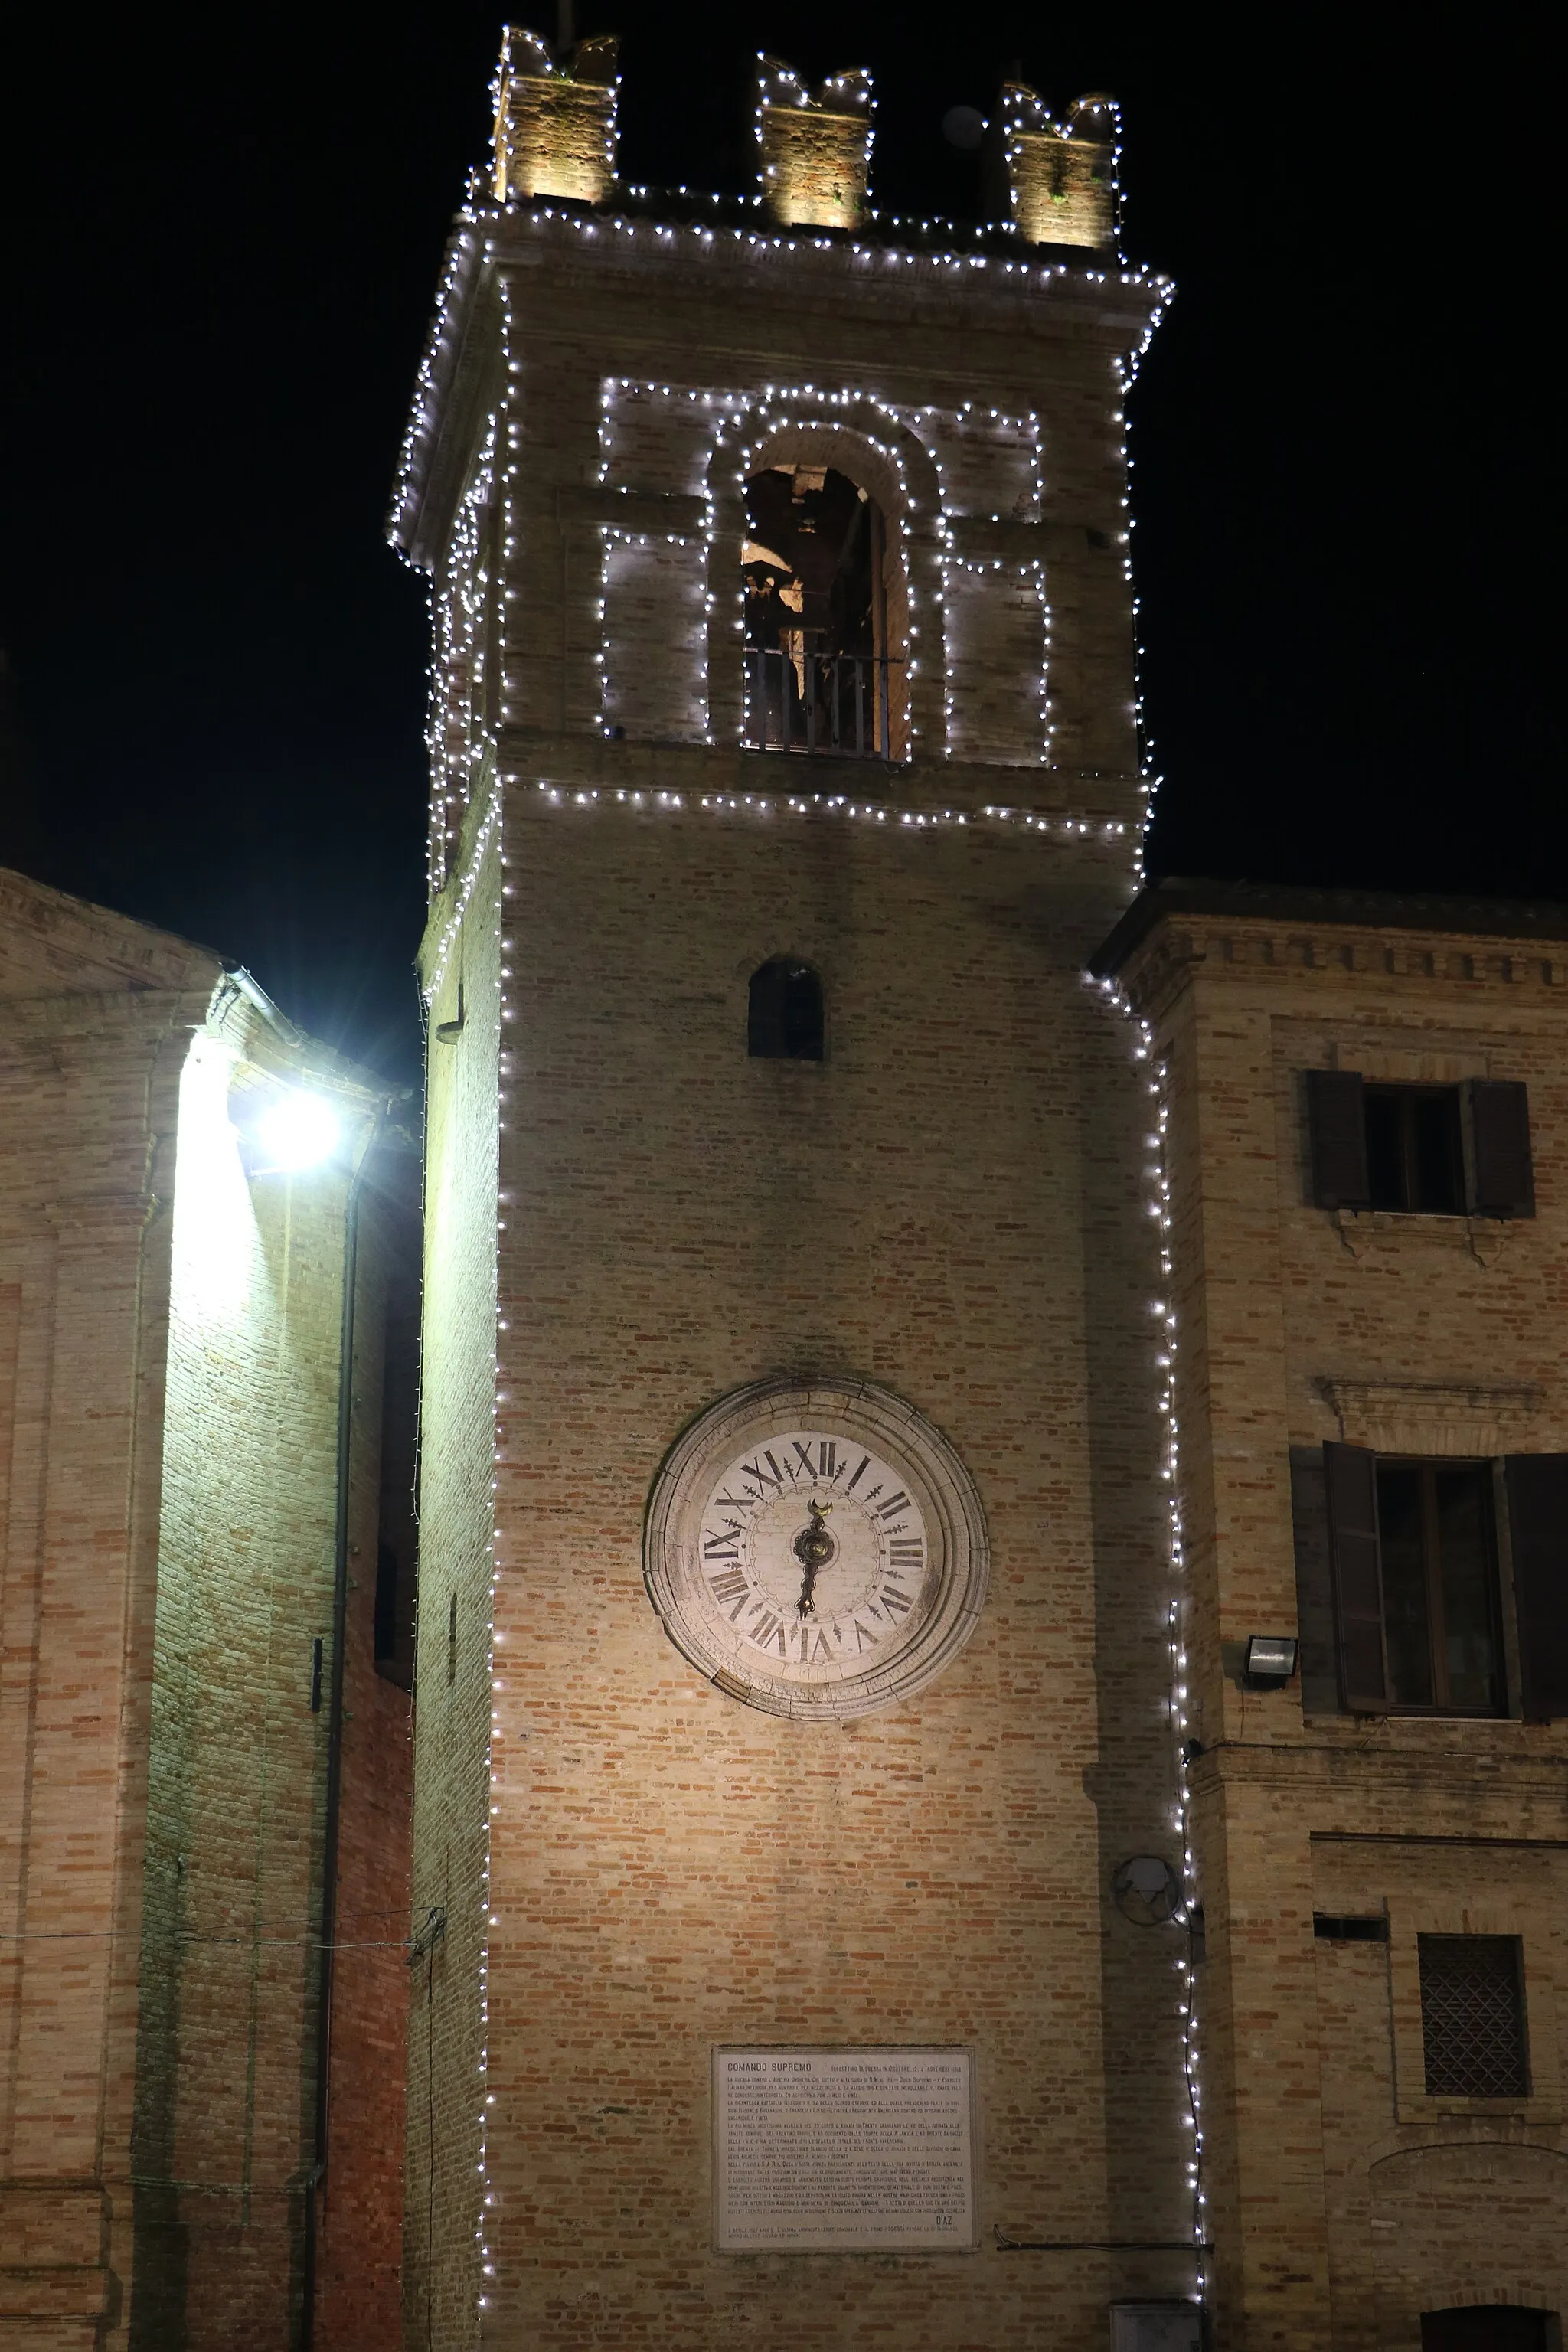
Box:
1323;1443;1511;1718
1373;1454;1507;1717
1417;1932;1530;2099
1305;1069;1535;1219
1387;1900;1560;2125
1361;1081;1465;1214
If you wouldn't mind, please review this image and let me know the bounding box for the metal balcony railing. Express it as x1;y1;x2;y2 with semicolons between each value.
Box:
745;640;899;759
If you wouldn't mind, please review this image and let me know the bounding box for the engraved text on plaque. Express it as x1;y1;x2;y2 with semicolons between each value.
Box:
713;2046;975;2252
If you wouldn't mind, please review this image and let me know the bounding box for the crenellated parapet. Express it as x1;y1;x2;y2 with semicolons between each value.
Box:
1001;85;1117;249
492;24;619;205
756;60;874;230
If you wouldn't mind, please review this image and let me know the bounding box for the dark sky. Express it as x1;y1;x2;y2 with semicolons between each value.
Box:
2;6;1558;1086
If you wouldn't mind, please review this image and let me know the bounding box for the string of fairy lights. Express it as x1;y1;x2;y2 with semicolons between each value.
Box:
555;377;1083;775
398;44;1196;2333
390;208;1168;561
1093;978;1207;2288
474;795;509;2321
428;417;496;893
755;60;874;231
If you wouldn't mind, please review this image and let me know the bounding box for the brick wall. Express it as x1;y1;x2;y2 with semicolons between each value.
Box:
0;871;218;2347
406;814;501;2349
130;1029;355;2346
1116;900;1568;2348
312;1156;418;2350
0;871;414;2348
469;803;1189;2347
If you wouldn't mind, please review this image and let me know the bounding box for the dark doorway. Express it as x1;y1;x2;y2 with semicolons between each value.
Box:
1422;2308;1552;2350
748;958;824;1061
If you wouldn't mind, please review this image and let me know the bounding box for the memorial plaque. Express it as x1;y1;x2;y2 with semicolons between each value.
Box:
713;2045;976;2252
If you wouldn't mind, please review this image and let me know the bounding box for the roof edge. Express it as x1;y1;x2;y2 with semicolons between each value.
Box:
1089;877;1568;980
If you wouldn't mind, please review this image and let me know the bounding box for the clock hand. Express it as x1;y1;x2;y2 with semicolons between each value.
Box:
792;1499;836;1618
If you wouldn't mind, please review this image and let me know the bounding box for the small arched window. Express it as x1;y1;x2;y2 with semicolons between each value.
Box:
748;959;824;1061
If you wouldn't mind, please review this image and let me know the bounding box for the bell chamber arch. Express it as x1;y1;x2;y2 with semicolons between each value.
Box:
741;462;898;760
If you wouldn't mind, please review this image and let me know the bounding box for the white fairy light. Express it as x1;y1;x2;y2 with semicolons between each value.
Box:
390;202;1171;570
423;782;503;1009
518;780;1131;862
471;791;511;2324
1094;974;1206;2301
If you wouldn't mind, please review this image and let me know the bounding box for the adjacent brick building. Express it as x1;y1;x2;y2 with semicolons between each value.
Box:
1097;881;1568;2349
0;868;415;2348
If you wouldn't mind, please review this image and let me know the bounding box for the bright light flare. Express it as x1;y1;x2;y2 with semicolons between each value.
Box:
255;1092;339;1171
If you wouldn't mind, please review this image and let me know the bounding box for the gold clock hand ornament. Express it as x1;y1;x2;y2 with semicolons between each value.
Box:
792;1498;836;1617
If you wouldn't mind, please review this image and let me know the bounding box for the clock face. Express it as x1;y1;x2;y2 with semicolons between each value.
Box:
645;1380;987;1720
697;1431;930;1684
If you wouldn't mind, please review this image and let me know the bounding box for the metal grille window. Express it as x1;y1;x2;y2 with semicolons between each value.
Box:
1418;1935;1527;2097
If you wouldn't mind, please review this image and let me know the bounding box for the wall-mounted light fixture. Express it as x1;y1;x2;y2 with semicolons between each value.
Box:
1244;1635;1298;1686
241;1089;341;1174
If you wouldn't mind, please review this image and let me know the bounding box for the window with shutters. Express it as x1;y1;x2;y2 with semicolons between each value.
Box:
1320;1443;1568;1720
1503;1454;1568;1720
1324;1445;1505;1714
1305;1070;1534;1217
1418;1934;1528;2097
1364;1085;1463;1212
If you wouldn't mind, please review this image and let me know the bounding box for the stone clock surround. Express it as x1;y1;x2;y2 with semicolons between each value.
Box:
644;1374;989;1720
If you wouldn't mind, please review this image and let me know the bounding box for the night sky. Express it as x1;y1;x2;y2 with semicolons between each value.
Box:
2;7;1557;1087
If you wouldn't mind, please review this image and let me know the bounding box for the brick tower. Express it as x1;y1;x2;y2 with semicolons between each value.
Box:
395;35;1191;2349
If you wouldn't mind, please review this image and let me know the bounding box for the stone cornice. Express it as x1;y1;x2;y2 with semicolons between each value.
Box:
1102;910;1568;1028
391;199;1167;566
1321;1377;1543;1453
493;729;1143;827
1187;1736;1568;1822
481;203;1166;338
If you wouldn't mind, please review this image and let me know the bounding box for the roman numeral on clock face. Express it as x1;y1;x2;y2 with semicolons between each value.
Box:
887;1540;923;1568
708;1567;750;1614
749;1610;787;1655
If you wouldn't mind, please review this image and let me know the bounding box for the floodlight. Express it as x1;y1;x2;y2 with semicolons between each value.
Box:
254;1091;339;1172
1244;1635;1299;1685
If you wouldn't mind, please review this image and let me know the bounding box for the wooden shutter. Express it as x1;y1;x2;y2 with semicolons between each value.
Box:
1306;1070;1370;1208
1470;1080;1535;1217
1325;1441;1387;1710
1504;1453;1568;1720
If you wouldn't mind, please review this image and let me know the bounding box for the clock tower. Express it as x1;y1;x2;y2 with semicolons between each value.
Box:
396;33;1187;2348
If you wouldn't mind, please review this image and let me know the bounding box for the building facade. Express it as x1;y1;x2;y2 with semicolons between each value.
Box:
0;867;415;2350
1098;882;1568;2350
399;33;1568;2352
397;34;1201;2352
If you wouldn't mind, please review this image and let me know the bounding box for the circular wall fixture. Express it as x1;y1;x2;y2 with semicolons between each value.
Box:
1112;1855;1183;1926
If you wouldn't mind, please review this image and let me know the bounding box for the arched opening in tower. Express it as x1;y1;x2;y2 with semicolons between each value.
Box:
742;464;894;757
